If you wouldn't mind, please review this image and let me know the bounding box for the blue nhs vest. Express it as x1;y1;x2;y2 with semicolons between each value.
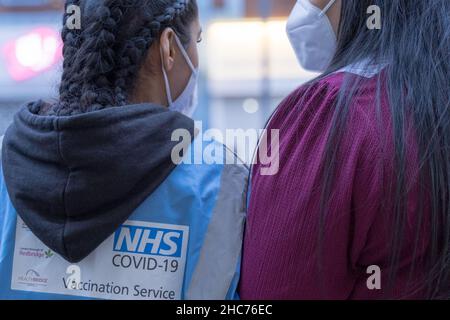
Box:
0;139;248;300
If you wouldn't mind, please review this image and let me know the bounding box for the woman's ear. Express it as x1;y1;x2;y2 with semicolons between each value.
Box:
160;28;176;72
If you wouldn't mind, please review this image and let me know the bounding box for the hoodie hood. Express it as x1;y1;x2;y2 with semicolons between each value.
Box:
1;101;194;263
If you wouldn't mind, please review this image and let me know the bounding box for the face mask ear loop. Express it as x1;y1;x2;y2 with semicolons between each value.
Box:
174;34;197;73
160;46;173;107
318;0;337;18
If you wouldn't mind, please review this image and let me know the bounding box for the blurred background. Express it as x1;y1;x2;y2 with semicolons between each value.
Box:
0;0;318;158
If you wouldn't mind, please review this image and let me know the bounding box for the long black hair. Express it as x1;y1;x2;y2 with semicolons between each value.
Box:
48;0;198;116
315;0;450;298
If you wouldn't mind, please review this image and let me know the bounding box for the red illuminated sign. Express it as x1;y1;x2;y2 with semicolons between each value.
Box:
3;27;63;81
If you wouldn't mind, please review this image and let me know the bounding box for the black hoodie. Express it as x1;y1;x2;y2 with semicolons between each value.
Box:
1;101;194;263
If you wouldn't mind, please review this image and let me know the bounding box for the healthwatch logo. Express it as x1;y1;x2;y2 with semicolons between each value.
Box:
113;225;183;258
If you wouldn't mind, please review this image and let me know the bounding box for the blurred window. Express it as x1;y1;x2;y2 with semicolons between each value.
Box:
213;0;226;9
245;0;296;17
0;0;63;12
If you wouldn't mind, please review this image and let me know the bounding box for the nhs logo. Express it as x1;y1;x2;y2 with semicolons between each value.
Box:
113;222;186;258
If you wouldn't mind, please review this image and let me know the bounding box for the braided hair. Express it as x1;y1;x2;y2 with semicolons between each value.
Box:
50;0;198;116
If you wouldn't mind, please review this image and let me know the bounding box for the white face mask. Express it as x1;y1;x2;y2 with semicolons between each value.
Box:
286;0;337;72
161;34;199;117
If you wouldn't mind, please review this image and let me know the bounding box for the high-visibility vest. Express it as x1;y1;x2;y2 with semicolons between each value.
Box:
0;140;248;300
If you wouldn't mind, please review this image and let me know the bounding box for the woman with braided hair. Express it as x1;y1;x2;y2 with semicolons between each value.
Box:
0;0;247;300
